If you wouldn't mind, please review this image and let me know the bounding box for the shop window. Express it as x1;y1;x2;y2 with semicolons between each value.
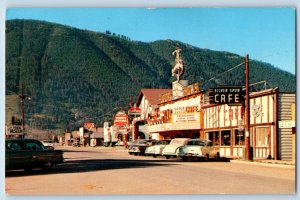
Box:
235;130;245;146
118;134;123;141
221;130;231;146
255;127;269;146
208;131;219;146
192;133;200;139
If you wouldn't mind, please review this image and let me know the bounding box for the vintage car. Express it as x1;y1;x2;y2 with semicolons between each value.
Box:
128;139;156;156
144;139;171;157
5;138;64;171
41;140;54;149
178;139;220;161
162;138;190;159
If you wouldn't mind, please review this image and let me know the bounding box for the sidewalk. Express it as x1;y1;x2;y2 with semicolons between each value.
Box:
230;158;296;169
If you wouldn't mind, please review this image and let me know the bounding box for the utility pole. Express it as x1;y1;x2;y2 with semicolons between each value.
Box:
19;83;26;138
245;54;252;160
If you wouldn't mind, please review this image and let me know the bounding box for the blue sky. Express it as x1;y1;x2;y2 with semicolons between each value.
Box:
6;8;296;74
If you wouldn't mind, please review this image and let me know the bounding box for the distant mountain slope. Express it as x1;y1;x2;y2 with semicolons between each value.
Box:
5;19;296;130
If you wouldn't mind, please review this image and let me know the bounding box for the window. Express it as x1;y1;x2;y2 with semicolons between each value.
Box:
221;130;231;146
187;140;206;146
235;130;245;145
8;142;22;151
256;127;270;146
207;131;219;146
25;141;43;150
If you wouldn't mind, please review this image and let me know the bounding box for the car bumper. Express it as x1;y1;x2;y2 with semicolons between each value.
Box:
178;153;205;158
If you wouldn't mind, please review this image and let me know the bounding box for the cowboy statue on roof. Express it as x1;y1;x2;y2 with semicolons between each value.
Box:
171;47;184;81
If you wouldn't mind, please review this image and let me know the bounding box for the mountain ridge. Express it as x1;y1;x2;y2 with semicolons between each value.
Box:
5;19;296;131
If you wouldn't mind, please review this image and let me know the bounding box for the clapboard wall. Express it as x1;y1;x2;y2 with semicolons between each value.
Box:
278;93;296;160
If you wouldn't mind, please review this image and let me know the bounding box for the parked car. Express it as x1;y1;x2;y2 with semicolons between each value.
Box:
145;140;171;157
41;140;54;149
5;138;64;171
162;138;190;159
128;139;156;155
178;139;220;161
72;141;81;147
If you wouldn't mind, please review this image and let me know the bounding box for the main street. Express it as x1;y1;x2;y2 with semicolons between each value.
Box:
5;146;295;195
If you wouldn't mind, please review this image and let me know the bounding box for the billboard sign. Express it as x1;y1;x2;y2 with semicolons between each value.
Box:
128;106;141;116
6;125;23;135
209;86;244;104
84;122;94;130
114;111;129;127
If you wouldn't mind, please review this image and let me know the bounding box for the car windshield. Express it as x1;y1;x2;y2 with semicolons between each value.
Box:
25;141;44;150
170;140;186;145
6;141;22;150
158;140;170;145
139;141;148;145
187;140;207;146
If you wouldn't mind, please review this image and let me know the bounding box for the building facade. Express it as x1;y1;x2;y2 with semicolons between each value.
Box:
203;88;279;159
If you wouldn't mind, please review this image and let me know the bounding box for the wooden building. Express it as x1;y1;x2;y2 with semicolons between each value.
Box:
132;81;295;160
203;88;279;159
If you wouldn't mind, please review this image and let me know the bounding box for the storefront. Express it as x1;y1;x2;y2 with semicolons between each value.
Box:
203;88;279;159
131;88;172;140
147;81;204;140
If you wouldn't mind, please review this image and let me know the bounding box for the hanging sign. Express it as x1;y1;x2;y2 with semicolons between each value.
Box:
209;86;244;104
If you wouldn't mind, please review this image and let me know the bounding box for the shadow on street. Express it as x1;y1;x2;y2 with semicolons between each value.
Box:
5;158;176;177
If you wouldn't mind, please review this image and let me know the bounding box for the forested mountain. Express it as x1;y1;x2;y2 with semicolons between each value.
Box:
5;19;296;130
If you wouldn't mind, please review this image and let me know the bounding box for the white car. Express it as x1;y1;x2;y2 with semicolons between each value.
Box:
162;138;190;159
145;140;171;158
41;140;54;149
178;139;220;161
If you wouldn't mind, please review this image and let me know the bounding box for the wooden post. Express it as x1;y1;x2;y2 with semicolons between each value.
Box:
245;54;252;160
20;83;25;138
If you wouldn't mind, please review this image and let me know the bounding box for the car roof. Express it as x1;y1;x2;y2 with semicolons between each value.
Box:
172;138;190;140
6;138;38;141
188;139;211;142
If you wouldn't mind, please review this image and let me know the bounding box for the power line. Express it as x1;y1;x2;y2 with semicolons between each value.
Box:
206;61;245;82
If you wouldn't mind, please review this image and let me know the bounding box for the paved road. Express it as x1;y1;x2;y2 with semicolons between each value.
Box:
5;146;295;195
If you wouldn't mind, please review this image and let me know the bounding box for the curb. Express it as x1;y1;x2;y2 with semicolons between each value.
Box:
230;160;296;169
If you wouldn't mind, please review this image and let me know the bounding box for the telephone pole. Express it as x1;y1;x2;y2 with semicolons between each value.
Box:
19;83;26;138
245;54;252;160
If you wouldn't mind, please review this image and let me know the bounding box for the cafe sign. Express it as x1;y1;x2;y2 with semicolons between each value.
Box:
209;86;244;104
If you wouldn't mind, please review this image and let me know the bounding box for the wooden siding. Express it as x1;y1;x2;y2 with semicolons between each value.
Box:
278;93;296;160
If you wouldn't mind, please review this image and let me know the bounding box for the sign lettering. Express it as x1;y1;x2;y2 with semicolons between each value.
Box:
209;86;244;104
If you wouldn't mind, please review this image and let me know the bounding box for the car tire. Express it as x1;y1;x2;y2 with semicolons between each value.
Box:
42;162;53;170
215;152;220;160
206;154;209;161
24;167;32;172
181;157;188;161
153;155;157;158
197;157;204;161
165;155;171;159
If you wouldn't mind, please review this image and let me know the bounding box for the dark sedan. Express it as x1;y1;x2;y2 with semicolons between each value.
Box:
5;138;64;171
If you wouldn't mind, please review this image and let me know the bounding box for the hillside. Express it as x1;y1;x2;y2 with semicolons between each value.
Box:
5;19;296;130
